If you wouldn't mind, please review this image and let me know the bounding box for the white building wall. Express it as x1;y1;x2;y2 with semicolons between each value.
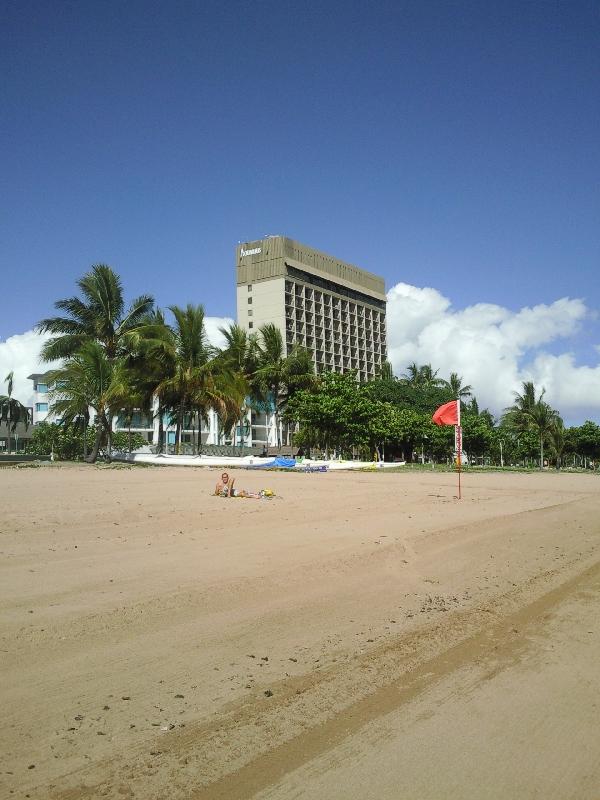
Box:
29;376;58;424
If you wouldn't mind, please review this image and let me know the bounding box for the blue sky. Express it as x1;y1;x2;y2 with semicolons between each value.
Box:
1;0;599;421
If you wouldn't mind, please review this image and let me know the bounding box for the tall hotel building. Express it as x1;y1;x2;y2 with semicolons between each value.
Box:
236;237;387;381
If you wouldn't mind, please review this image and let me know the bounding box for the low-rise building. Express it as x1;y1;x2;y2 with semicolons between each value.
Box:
0;414;34;452
28;372;57;424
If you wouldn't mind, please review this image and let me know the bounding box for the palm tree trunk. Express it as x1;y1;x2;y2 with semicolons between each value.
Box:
106;412;113;461
7;407;11;455
157;407;164;454
540;434;544;469
176;402;184;454
83;411;89;460
128;422;132;454
87;420;104;463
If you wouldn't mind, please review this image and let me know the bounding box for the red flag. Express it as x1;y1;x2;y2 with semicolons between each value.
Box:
432;400;458;426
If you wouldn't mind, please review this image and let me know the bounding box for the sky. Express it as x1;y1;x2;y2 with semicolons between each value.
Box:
1;0;599;423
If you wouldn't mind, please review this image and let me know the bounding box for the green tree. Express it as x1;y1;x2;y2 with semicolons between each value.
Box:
47;359;93;459
151;305;242;453
26;422;146;461
461;414;493;463
0;371;32;453
402;362;445;389
37;265;155;460
253;323;315;449
572;420;600;463
549;420;567;469
503;382;561;468
443;372;473;400
47;341;115;462
365;372;450;416
286;371;405;459
217;323;258;448
377;360;394;380
37;265;154;362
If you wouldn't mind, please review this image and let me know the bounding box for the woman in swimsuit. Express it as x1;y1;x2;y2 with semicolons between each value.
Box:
214;472;236;497
214;472;275;499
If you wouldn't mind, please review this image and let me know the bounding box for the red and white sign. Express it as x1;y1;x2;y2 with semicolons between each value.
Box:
454;425;462;453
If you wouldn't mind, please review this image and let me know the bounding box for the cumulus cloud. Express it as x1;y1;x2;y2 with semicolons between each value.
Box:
0;317;234;407
2;298;598;424
0;329;51;407
386;282;600;421
204;317;235;349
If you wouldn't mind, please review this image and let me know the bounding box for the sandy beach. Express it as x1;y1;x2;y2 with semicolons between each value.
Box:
1;465;599;799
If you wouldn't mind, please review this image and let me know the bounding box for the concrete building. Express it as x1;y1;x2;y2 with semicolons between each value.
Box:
27;374;239;453
28;372;57;424
236;236;387;449
0;414;34;452
236;236;387;382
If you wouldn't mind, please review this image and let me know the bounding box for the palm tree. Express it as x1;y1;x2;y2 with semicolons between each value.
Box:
149;305;242;454
528;401;561;470
218;324;257;373
253;323;315;449
48;342;115;463
444;372;472;399
126;307;173;454
37;265;155;362
1;371;32;454
549;420;567;469
378;360;394;380
504;381;561;469
154;305;211;452
37;265;155;459
402;362;421;385
47;362;92;459
401;362;444;389
217;324;257;449
107;360;154;455
253;324;287;449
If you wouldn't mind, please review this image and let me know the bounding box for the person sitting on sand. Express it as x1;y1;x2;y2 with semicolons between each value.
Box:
214;472;274;499
214;472;235;497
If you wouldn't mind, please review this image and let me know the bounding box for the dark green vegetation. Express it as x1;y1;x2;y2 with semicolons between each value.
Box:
35;265;600;467
1;371;32;454
26;423;147;461
35;266;314;462
286;369;600;467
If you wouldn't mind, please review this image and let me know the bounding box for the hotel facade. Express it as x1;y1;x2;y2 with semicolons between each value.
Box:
236;236;387;448
26;237;387;453
236;236;387;381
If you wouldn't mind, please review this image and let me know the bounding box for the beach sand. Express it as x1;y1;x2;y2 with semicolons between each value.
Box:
1;465;599;799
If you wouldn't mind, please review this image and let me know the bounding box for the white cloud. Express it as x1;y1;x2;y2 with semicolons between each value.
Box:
386;282;600;422
204;317;235;349
2;301;598;425
0;318;235;407
0;329;51;407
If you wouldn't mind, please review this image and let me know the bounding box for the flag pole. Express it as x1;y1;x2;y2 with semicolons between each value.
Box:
457;398;462;500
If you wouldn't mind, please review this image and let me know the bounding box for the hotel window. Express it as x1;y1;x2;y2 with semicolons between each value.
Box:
248;309;253;316
248;321;254;328
36;402;48;412
36;383;48;393
248;297;252;304
248;284;252;291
